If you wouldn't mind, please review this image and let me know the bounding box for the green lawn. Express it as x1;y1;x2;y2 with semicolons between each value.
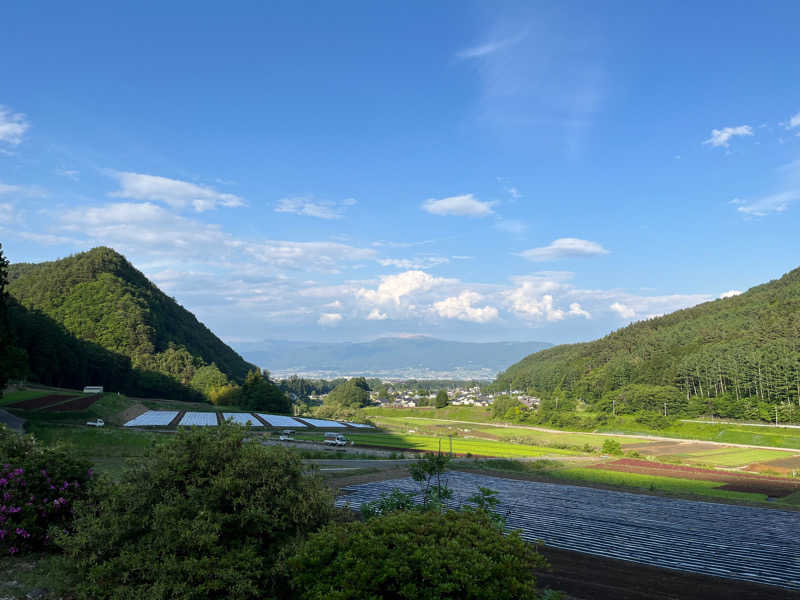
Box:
297;430;580;458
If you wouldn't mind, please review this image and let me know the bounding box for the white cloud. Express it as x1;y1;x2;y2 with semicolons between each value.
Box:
456;33;526;59
318;313;343;326
422;194;494;217
519;238;609;262
275;196;356;219
433;291;499;323
0;203;15;224
720;290;742;299
787;112;800;130
357;270;447;306
610;301;636;319
243;240;375;272
735;190;799;216
505;277;573;322
366;308;388;321
0;183;21;195
0;106;29;145
55;169;80;181
377;256;449;269
568;302;591;318
110;171;244;212
703;125;753;148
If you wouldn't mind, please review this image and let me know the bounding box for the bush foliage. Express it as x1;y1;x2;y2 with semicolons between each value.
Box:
0;426;95;555
56;425;333;599
285;509;546;600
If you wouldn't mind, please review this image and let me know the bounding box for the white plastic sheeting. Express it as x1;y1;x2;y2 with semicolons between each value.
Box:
179;412;218;426
299;417;346;428
257;414;307;428
222;413;262;426
123;410;179;427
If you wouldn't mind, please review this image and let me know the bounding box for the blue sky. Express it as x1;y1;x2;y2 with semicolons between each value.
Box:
1;1;799;345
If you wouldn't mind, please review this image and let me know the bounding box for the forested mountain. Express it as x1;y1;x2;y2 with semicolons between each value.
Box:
495;266;800;422
237;337;552;379
5;247;255;400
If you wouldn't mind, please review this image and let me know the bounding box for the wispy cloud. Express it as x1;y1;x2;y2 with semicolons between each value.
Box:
275;196;356;219
55;169;80;181
456;33;526;59
519;238;609;262
110;171;244;212
786;111;800;131
733;159;800;216
703;125;753;148
0;106;29;145
494;218;527;234
318;313;343;326
377;256;449;270
422;194;494;217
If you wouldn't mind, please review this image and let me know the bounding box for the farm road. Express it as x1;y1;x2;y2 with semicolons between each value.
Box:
337;471;800;591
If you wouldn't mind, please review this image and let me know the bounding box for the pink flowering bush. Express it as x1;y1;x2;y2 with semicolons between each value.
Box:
0;425;94;554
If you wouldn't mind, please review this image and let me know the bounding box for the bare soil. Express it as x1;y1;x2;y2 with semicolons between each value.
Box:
45;395;99;411
117;402;149;424
591;458;800;497
7;394;77;410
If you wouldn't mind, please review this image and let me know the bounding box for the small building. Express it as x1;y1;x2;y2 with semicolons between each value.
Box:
83;386;104;394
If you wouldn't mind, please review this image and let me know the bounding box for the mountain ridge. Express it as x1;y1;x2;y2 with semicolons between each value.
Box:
235;337;552;379
494;265;800;413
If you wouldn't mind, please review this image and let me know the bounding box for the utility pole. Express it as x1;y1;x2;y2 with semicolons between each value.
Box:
664;402;668;417
612;398;616;417
776;405;779;426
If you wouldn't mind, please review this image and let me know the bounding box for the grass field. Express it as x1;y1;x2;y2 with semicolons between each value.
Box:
296;430;581;458
672;447;795;467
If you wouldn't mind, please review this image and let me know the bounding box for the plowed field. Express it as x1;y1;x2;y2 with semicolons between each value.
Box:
7;395;78;410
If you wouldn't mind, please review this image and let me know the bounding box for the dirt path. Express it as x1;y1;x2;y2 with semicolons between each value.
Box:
395;416;800;453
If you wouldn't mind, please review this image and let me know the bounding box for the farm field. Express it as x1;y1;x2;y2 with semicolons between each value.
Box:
337;471;800;591
367;412;800;471
296;430;581;458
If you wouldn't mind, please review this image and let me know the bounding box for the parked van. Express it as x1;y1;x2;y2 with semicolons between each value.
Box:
324;432;348;446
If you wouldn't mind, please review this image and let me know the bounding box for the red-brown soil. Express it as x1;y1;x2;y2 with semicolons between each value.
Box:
591;458;800;497
45;395;99;411
7;394;78;410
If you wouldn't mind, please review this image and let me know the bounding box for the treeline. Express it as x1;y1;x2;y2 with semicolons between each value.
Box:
494;265;800;425
3;246;259;402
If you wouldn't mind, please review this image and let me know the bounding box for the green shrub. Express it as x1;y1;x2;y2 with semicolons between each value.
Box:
56;424;333;599
284;509;546;600
0;426;94;555
601;439;623;455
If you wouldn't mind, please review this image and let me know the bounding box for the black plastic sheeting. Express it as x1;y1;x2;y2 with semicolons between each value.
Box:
336;471;800;591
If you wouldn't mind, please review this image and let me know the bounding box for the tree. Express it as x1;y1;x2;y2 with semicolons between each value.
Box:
434;389;449;408
324;377;371;409
283;510;545;600
57;425;333;599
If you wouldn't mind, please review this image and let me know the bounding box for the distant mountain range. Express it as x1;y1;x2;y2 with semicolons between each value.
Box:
233;337;552;380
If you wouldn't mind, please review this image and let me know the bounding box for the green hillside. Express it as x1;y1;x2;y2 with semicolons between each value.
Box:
495;266;800;423
5;247;255;399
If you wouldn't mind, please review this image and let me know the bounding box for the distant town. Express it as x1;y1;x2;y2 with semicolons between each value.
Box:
307;384;541;409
